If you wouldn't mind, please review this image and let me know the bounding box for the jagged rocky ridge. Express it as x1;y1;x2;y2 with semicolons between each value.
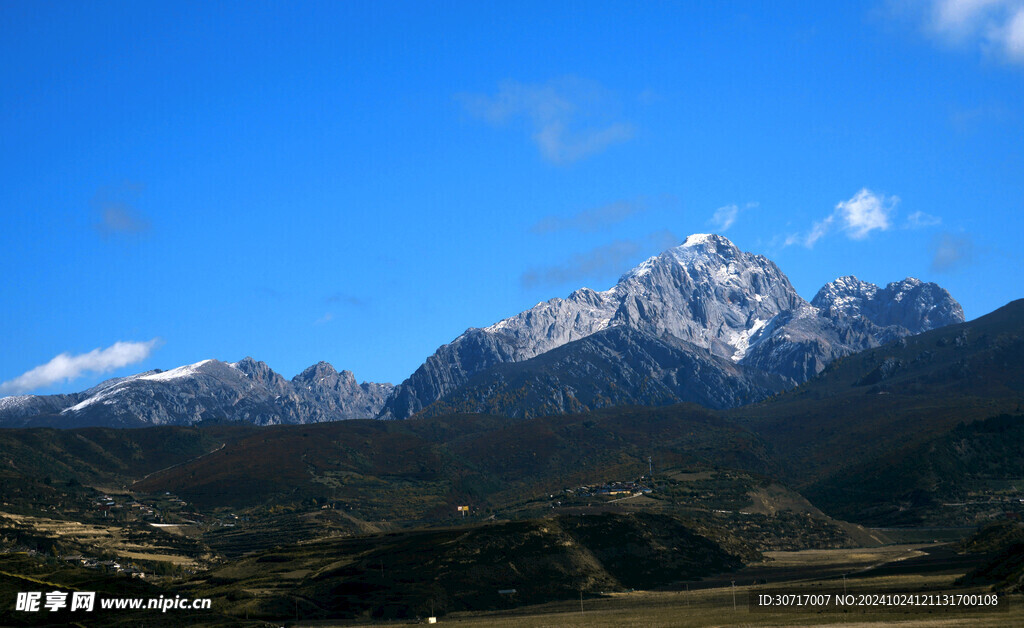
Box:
0;357;393;428
381;234;964;418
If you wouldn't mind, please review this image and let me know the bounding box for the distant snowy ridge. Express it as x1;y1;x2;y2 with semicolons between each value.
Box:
0;357;393;428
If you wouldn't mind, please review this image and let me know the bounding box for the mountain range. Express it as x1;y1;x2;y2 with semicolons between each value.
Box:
0;357;392;428
380;233;963;418
0;234;964;428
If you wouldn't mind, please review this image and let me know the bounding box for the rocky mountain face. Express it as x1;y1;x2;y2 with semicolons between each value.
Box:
417;326;791;419
812;275;965;332
735;276;967;382
380;234;964;418
291;361;395;420
0;393;81;421
0;357;393;428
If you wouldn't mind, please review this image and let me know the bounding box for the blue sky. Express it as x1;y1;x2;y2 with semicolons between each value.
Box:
2;1;1023;395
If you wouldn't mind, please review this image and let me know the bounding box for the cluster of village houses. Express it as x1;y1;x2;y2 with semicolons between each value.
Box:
61;553;147;577
0;545;146;578
92;492;239;527
94;493;189;518
564;480;653;497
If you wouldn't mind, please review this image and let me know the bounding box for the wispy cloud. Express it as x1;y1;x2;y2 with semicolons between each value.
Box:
637;88;662;105
0;339;161;395
255;287;287;301
530;199;645;234
949;103;1014;132
906;210;943;228
324;292;367;308
521;230;678;289
93;182;150;238
97;205;150;235
914;0;1024;64
710;205;739;232
785;189;898;247
707;202;758;232
931;232;976;271
314;313;334;325
459;77;635;164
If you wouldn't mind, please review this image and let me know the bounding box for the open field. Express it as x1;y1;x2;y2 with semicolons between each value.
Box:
375;592;1022;628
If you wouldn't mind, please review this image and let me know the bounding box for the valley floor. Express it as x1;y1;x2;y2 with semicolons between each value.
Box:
294;544;1021;628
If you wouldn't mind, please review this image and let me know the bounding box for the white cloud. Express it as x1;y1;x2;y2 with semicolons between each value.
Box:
836;188;897;239
785;189;897;247
460;77;635;164
0;339;161;395
924;0;1024;63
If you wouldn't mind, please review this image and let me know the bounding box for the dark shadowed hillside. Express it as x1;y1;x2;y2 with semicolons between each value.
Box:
0;423;253;487
805;413;1024;525
958;521;1024;593
731;299;1024;487
184;512;742;621
416;326;788;418
132;404;778;518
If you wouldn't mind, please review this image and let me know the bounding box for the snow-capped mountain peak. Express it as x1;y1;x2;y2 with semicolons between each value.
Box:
379;233;964;418
683;232;714;247
138;359;218;382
